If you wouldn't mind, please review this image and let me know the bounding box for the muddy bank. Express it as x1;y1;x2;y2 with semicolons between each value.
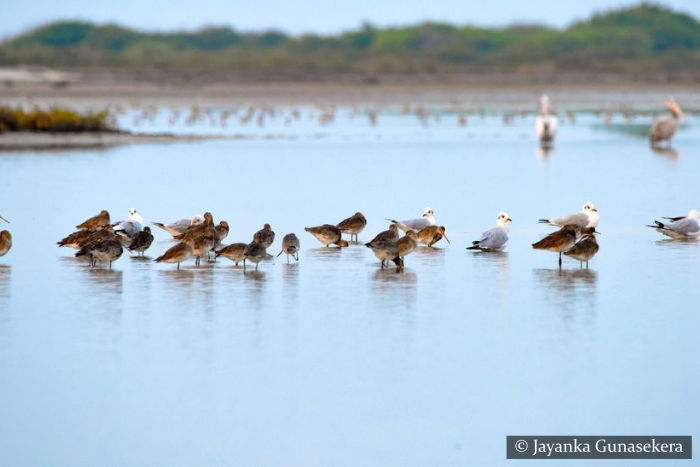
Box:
0;131;230;151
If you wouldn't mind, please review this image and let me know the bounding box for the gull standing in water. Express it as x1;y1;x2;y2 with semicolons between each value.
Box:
127;226;154;256
155;242;193;270
416;225;449;247
564;227;600;268
650;97;683;147
646;210;700;239
76;210;111;231
277;233;300;263
113;208;143;237
387;207;436;233
467;212;511;252
152;214;205;238
304;225;349;247
539;202;599;229
535;94;558;146
532;224;581;267
336;212;367;242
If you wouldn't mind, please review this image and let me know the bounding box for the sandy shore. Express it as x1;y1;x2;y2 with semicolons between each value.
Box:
2;80;700;111
0;131;230;151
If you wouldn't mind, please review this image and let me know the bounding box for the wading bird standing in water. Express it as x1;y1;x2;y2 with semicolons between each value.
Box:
650;97;683;147
0;214;11;259
535;95;558;147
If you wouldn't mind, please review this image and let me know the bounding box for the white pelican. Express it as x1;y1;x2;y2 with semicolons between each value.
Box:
535;95;558;145
650;97;683;147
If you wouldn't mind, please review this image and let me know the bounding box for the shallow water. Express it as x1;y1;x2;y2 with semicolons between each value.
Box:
0;112;699;465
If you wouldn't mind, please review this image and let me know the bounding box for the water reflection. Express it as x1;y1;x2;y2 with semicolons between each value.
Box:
537;145;555;160
413;246;446;266
371;269;417;311
532;268;598;313
650;145;678;159
78;268;124;295
306;247;347;262
470;251;509;292
0;264;10;296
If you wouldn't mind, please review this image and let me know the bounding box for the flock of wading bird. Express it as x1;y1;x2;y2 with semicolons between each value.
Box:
0;96;691;268
0;199;683;272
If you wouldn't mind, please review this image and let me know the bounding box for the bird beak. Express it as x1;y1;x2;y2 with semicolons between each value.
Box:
592;208;598;212
507;218;513;222
443;234;450;244
0;215;8;223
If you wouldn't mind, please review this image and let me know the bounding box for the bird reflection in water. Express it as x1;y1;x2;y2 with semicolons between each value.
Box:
0;265;10;319
537;145;555;160
533;268;598;317
650;145;678;159
413;245;446;267
371;269;418;311
79;267;124;295
281;263;300;310
471;251;509;295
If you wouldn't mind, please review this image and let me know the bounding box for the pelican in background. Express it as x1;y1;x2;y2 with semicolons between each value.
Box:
535;95;558;146
650;97;683;147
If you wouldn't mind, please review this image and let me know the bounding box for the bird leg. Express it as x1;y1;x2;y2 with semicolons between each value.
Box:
558;253;562;267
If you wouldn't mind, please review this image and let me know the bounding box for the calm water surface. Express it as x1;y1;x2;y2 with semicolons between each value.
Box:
0;112;698;465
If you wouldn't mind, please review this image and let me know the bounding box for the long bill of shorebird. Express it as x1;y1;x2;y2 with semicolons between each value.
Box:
0;214;9;223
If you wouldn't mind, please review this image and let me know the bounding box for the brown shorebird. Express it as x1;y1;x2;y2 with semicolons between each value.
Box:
304;224;349;247
175;212;215;243
254;224;275;248
369;224;399;244
539;202;599;229
0;230;11;258
155;242;193;270
397;231;418;259
58;226;116;249
76;210;110;231
564;227;600;268
365;239;402;270
215;221;229;246
532;224;581;267
467;212;511;252
336;212;367;241
76;239;123;268
650;97;683;147
277;233;300;263
243;234;268;270
416;225;449;247
127;226;154;256
215;242;247;265
386;207;435;233
152;214;205;238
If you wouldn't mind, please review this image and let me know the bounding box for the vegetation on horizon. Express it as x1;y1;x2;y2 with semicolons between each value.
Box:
1;3;699;77
0;106;112;133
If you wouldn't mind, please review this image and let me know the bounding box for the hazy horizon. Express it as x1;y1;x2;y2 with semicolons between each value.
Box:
2;0;699;39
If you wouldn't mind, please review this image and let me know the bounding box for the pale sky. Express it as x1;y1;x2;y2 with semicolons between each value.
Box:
2;0;699;39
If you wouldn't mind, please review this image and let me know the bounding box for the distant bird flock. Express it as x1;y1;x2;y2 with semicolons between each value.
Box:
0;97;694;269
